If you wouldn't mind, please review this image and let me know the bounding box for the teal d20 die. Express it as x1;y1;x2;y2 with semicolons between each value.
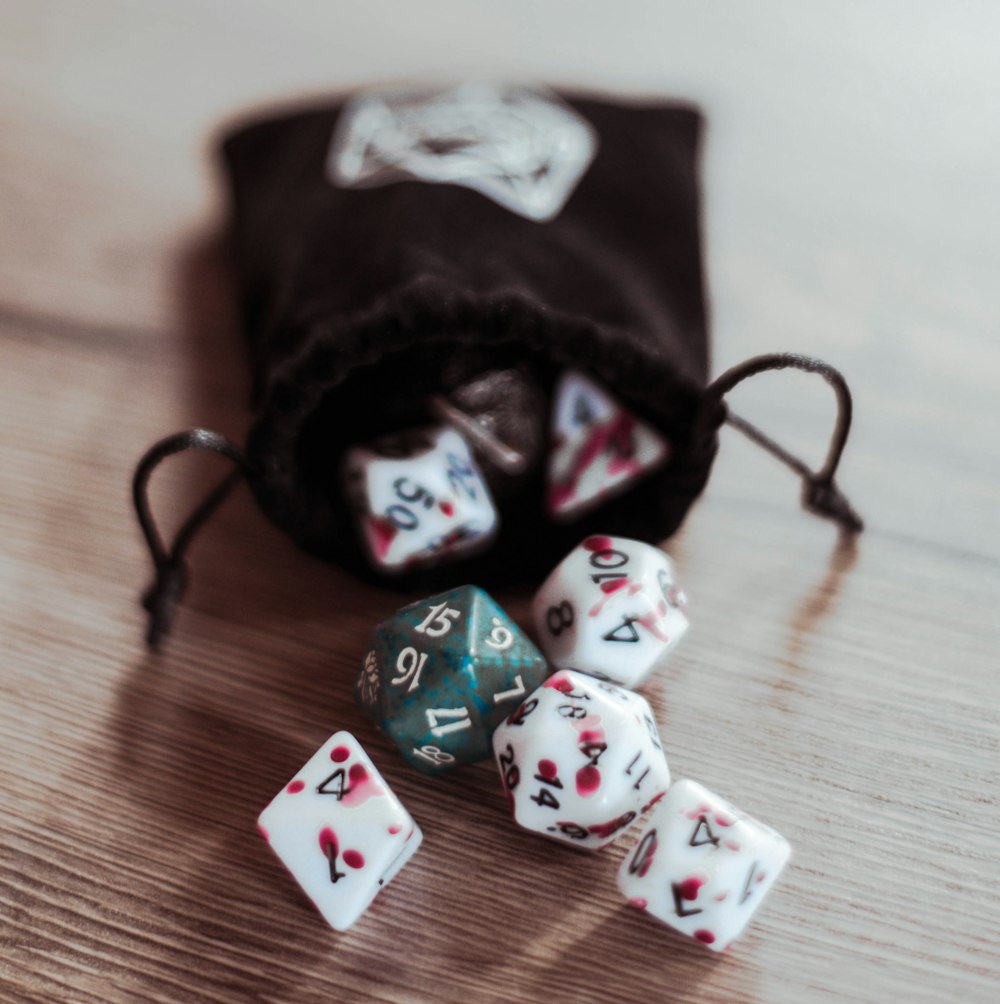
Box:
355;585;550;773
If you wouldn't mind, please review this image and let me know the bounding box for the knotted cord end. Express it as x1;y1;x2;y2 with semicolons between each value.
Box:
803;479;864;534
141;561;189;650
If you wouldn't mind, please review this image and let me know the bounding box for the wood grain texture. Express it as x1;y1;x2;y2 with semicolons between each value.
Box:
2;2;999;1001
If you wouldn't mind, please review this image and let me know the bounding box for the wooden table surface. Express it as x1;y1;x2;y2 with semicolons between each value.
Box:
2;3;999;1002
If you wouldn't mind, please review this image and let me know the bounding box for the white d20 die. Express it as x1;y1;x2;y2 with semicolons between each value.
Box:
532;535;689;688
617;778;791;952
492;670;670;850
342;425;498;572
547;370;669;521
258;731;422;931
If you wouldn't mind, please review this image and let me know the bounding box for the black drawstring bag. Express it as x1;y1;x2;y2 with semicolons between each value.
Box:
134;86;862;648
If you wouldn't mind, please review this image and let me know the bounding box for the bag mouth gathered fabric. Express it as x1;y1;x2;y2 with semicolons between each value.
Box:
133;84;862;648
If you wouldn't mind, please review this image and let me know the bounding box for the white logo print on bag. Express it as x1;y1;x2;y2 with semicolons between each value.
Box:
327;83;598;222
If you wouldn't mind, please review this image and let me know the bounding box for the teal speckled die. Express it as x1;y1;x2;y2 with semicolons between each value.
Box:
356;586;550;773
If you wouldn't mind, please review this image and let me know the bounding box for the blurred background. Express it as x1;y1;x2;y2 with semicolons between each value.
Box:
3;0;998;545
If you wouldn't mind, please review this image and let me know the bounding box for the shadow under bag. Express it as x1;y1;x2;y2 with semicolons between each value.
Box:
133;88;862;647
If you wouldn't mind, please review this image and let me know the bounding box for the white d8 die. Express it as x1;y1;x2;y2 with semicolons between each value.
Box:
532;535;689;688
492;670;670;850
617;778;791;952
258;731;422;931
342;425;498;572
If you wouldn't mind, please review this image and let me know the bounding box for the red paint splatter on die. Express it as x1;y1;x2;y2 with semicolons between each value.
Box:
339;763;386;808
756;872;766;883
683;803;714;820
286;779;305;794
714;892;728;902
588;811;636;840
439;501;454;516
537;759;559;780
636;612;670;642
600;579;628;594
567;713;604;737
367;516;397;559
578;729;604;745
605;413;642;477
388;823;402;835
642;790;667;813
343;850;365;869
543;675;575;693
677;876;706;901
694;930;716;945
724;840;741;852
714;814;734;827
318;827;338;857
656;599;667;617
629;897;648;910
576;765;601;796
547;481;576;512
257;823;270;842
583;536;614;552
330;746;351;763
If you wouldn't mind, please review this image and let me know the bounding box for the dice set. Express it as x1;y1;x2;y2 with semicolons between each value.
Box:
618;779;791;952
258;731;422;931
492;670;670;850
533;534;689;688
342;424;498;572
547;370;670;521
263;424;791;947
341;369;671;574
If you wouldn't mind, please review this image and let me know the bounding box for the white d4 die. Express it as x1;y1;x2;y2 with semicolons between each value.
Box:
258;731;422;931
343;425;499;572
492;670;670;850
617;778;791;952
547;370;669;521
532;535;689;688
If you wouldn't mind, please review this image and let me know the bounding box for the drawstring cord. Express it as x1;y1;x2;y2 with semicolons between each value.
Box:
699;352;863;532
132;354;861;648
132;429;251;648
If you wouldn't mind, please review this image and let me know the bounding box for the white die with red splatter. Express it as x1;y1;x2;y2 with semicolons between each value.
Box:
532;535;689;688
547;370;669;520
257;731;422;931
617;778;791;952
492;670;670;850
342;425;498;572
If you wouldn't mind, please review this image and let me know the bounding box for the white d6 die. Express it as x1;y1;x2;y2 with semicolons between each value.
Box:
532;535;689;688
343;425;498;572
258;731;422;931
492;670;670;850
617;778;791;952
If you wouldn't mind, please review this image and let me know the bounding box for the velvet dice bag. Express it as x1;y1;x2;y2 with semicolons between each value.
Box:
133;88;862;647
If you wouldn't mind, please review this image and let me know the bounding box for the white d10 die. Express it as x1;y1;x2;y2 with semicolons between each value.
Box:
532;535;689;688
492;670;670;850
258;731;422;931
342;425;498;572
617;778;791;952
547;370;669;521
